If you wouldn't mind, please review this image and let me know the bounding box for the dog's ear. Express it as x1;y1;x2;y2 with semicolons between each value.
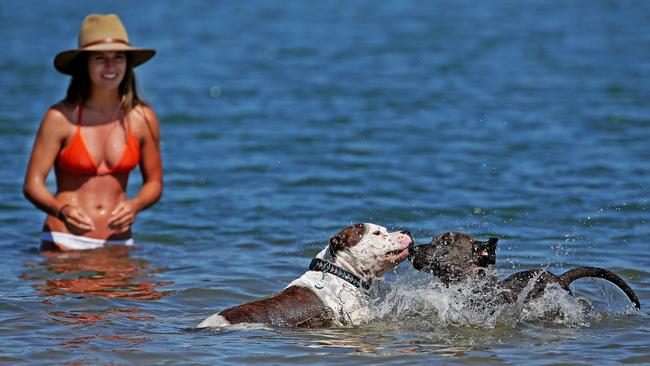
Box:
329;223;366;257
472;238;498;267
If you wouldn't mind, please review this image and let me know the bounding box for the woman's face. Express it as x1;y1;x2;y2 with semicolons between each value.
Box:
87;51;127;91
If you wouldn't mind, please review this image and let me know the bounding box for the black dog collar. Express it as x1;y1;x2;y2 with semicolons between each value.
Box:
308;258;371;290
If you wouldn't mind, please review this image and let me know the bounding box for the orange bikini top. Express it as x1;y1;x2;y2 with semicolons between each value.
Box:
57;105;140;175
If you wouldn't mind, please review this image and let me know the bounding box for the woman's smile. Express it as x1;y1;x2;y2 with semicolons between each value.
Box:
101;72;119;80
88;51;126;87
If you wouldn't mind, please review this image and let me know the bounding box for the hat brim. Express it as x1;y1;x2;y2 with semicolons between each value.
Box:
54;43;155;75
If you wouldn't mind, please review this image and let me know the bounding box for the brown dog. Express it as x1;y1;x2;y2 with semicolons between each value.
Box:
409;232;641;309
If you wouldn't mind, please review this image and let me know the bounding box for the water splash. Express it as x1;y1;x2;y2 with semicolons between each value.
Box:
369;270;593;329
520;283;591;327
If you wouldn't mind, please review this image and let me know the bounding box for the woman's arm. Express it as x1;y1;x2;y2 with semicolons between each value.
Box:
132;105;163;211
23;108;70;216
23;107;95;231
108;105;163;230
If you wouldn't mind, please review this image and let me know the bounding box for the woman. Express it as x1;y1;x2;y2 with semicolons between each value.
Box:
23;14;162;251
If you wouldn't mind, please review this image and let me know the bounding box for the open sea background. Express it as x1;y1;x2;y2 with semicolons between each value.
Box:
1;0;649;364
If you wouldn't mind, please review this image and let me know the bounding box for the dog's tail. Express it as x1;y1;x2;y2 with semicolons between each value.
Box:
559;267;640;309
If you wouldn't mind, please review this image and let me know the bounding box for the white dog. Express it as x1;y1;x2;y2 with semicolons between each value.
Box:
197;223;414;328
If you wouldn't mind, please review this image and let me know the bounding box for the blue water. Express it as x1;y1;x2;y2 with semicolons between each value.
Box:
1;1;649;364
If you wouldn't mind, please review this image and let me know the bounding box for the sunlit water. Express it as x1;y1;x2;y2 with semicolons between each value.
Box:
1;1;649;364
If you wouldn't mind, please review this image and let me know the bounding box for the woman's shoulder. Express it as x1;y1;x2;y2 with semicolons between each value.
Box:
42;101;77;129
128;102;160;139
129;102;158;124
31;101;76;141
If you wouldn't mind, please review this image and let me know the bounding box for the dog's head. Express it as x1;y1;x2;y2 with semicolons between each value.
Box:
328;223;414;280
408;232;497;284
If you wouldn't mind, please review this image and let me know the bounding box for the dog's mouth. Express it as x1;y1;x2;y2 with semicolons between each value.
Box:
407;244;438;271
385;242;414;260
407;244;427;260
385;248;407;257
407;244;419;259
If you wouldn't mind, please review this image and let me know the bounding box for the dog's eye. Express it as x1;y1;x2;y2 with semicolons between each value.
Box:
373;230;381;235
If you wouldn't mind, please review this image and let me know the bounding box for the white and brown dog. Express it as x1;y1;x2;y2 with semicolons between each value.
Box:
197;223;414;328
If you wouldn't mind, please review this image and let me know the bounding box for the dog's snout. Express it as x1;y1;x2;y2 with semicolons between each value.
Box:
400;230;411;236
408;244;425;259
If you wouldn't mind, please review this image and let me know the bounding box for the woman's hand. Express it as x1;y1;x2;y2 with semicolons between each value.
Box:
59;204;95;232
108;201;138;233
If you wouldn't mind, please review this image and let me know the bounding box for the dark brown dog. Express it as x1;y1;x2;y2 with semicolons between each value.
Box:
409;232;641;309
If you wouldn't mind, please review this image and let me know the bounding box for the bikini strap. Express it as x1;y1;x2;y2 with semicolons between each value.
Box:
124;107;131;134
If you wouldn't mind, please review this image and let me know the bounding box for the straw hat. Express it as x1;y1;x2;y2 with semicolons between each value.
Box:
54;13;155;75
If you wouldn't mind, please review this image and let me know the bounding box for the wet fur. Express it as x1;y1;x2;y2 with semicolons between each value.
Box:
409;232;640;309
216;285;334;327
198;223;414;328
